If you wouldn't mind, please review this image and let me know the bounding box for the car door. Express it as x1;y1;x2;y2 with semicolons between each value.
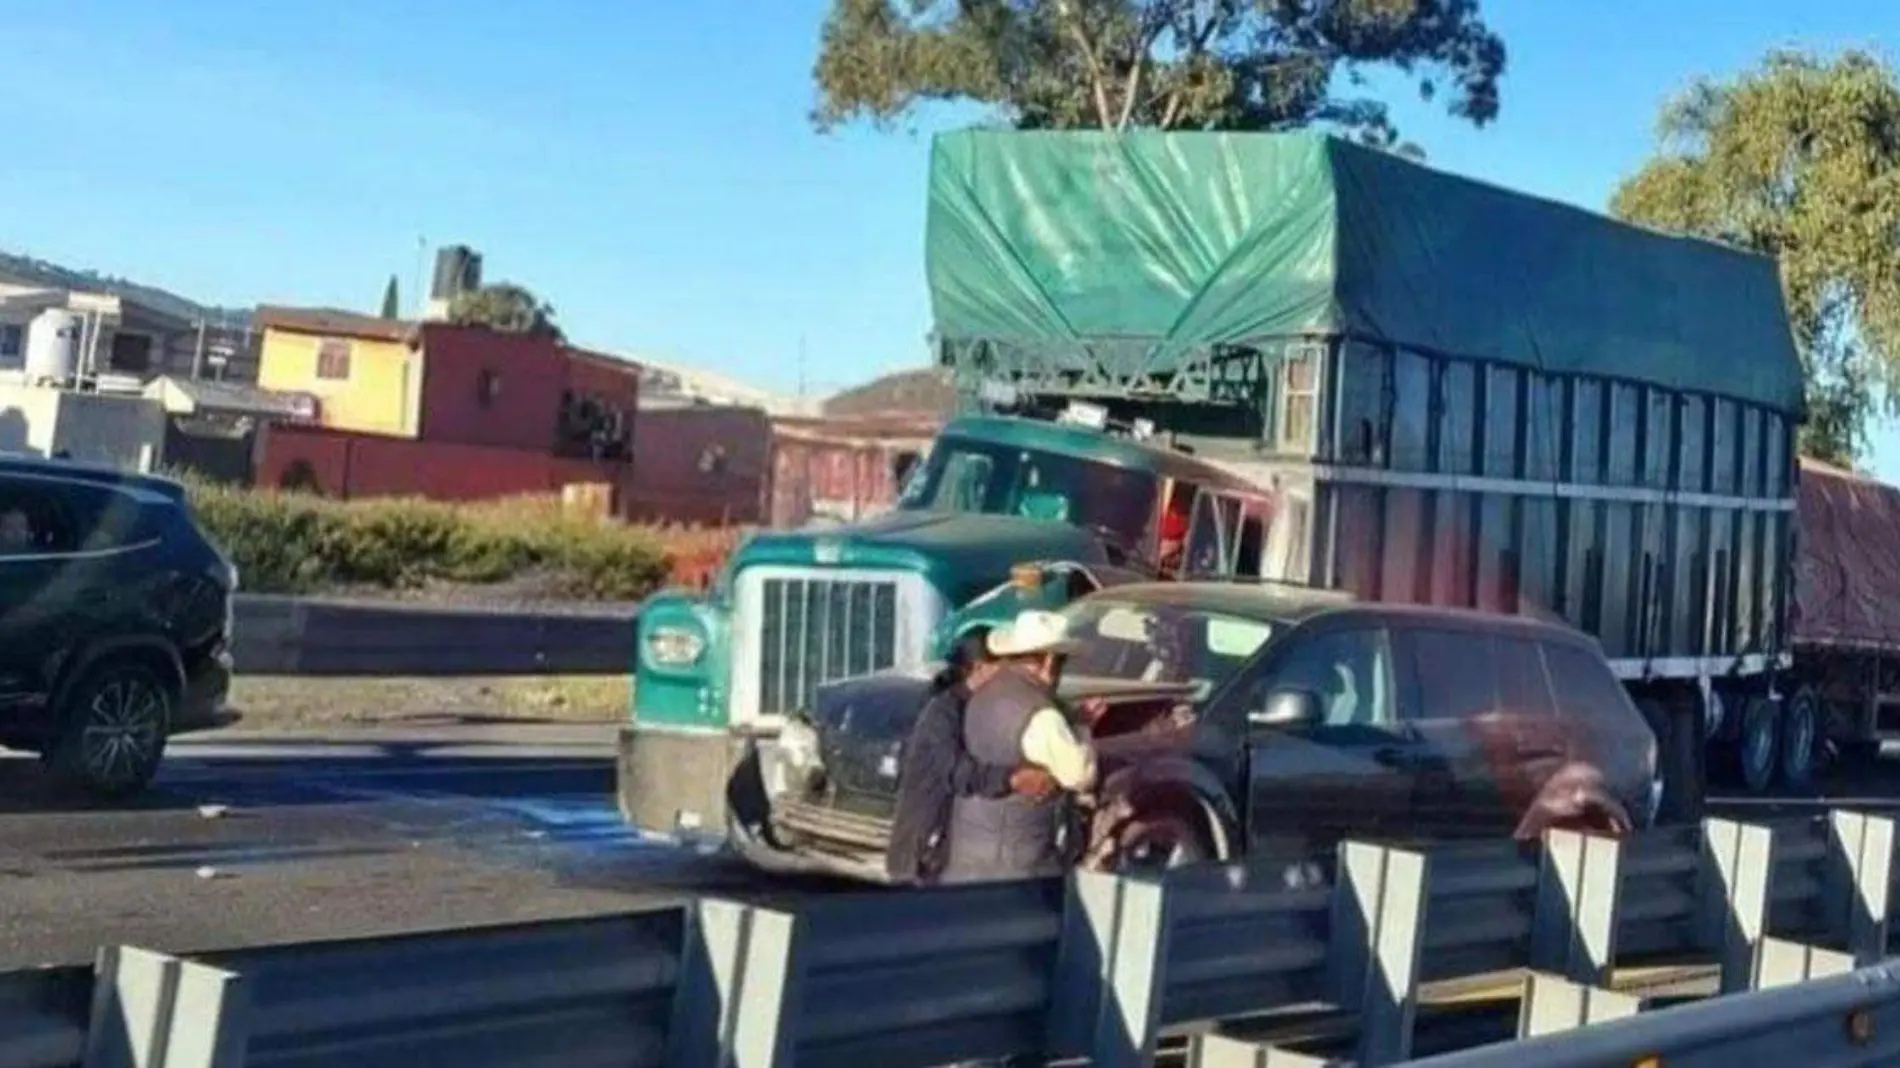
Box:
1395;626;1558;840
0;476;83;722
1233;624;1417;854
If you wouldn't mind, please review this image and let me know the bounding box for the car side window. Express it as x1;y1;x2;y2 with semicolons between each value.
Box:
1255;627;1394;728
1497;636;1558;717
1541;641;1629;723
0;480;80;558
1410;628;1499;721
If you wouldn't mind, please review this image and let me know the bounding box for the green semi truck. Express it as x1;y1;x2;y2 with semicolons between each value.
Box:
617;129;1806;839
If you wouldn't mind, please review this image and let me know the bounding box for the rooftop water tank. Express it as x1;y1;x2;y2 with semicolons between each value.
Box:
23;308;80;386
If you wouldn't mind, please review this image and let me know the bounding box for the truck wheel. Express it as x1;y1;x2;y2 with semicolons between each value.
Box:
1778;686;1821;792
1640;697;1705;823
1737;696;1780;795
47;660;173;799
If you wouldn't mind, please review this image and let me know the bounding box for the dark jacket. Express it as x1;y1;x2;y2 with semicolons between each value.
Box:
885;677;1018;884
940;665;1067;884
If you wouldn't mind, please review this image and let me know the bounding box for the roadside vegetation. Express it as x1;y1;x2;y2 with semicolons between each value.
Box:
179;475;740;601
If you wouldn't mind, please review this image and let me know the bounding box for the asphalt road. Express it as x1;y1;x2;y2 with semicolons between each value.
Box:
2;723;1897;971
0;725;761;968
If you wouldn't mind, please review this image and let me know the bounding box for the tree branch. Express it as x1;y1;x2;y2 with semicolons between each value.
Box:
1053;0;1115;127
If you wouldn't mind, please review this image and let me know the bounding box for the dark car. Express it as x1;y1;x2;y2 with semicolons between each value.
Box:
726;582;1659;882
0;456;238;797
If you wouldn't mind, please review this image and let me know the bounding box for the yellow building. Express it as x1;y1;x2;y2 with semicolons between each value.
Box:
254;306;423;437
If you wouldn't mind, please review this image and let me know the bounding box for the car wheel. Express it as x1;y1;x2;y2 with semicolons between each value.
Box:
1737;696;1780;796
1779;686;1821;792
49;660;173;799
1111;809;1212;874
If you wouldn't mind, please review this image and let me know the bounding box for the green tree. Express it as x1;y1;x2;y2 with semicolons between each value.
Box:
379;275;400;319
811;0;1506;147
447;283;563;340
1611;50;1900;466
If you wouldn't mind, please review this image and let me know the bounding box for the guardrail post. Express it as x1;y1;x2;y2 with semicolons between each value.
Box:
1327;841;1429;1067
667;899;804;1068
1824;809;1895;965
1186;1032;1329;1067
83;946;248;1068
1530;828;1623;986
1048;870;1173;1068
1699;818;1774;995
1515;973;1649;1039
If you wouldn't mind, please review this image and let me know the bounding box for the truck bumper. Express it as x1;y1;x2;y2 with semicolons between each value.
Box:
615;724;750;837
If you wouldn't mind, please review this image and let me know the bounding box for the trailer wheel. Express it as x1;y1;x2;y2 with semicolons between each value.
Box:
1778;686;1821;792
1737;696;1781;795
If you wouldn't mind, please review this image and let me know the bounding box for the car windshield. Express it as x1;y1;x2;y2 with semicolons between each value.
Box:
1058;597;1277;693
896;436;1159;555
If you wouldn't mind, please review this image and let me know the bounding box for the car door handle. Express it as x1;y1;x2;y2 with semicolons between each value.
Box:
1373;746;1413;767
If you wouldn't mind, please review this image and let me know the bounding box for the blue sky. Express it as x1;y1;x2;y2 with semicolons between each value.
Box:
6;1;1898;471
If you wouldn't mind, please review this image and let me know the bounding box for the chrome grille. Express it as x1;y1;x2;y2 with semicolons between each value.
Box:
757;577;899;718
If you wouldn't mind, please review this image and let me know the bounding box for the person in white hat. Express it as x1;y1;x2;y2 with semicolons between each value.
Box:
937;609;1100;884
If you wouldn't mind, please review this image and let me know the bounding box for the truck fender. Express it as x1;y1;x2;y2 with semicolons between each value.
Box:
1094;756;1239;862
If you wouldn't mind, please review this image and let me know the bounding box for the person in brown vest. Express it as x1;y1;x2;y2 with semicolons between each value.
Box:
938;610;1099;884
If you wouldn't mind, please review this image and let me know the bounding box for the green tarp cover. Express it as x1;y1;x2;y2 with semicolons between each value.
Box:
926;130;1805;414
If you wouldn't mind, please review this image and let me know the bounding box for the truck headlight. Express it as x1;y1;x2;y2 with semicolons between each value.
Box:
645;626;705;667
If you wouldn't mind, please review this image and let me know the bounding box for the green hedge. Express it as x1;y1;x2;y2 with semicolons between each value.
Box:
181;479;672;600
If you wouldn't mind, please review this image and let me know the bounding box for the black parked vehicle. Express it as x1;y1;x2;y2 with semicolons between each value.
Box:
0;455;238;796
727;582;1660;882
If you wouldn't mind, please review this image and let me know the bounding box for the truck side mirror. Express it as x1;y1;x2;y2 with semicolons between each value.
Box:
1249;688;1320;729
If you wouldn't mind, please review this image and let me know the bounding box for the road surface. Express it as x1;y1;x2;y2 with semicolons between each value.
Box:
1;724;1896;969
0;725;762;968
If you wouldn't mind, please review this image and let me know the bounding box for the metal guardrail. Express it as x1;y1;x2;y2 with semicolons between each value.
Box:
229;595;636;676
6;810;1900;1068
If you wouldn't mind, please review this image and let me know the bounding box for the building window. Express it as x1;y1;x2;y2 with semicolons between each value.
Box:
477;368;502;407
315;338;352;380
110;332;153;374
1277;345;1320;452
0;325;21;361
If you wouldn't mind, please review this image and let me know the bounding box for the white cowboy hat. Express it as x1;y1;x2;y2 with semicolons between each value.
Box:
986;610;1083;658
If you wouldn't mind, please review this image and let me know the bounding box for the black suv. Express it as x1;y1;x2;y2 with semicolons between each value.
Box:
0;456;237;797
730;582;1660;882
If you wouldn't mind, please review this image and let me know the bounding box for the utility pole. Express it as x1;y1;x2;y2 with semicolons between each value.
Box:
797;335;808;403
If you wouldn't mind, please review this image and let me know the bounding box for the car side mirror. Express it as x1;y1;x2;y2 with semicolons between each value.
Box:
1249;688;1320;729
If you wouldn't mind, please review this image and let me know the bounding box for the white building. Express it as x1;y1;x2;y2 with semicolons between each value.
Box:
0;282;248;388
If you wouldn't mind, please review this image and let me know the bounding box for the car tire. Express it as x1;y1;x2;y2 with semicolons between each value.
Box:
1779;686;1822;792
1737;695;1780;796
47;660;173;799
1109;808;1213;873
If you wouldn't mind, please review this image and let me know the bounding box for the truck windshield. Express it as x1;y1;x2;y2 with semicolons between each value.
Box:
1061;598;1276;693
897;437;1159;555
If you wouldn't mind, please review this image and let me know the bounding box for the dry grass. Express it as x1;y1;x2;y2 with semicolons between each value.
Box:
225;675;631;730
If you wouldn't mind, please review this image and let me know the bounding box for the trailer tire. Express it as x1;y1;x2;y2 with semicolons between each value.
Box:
1640;697;1705;823
1778;686;1821;792
1737;696;1780;795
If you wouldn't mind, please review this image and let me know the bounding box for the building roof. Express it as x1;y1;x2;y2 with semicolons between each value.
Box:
633;354;817;416
143;375;317;420
254;305;416;344
565;345;645;381
823;367;957;419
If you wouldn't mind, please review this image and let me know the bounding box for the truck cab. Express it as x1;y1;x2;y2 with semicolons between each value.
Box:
617;411;1283;836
